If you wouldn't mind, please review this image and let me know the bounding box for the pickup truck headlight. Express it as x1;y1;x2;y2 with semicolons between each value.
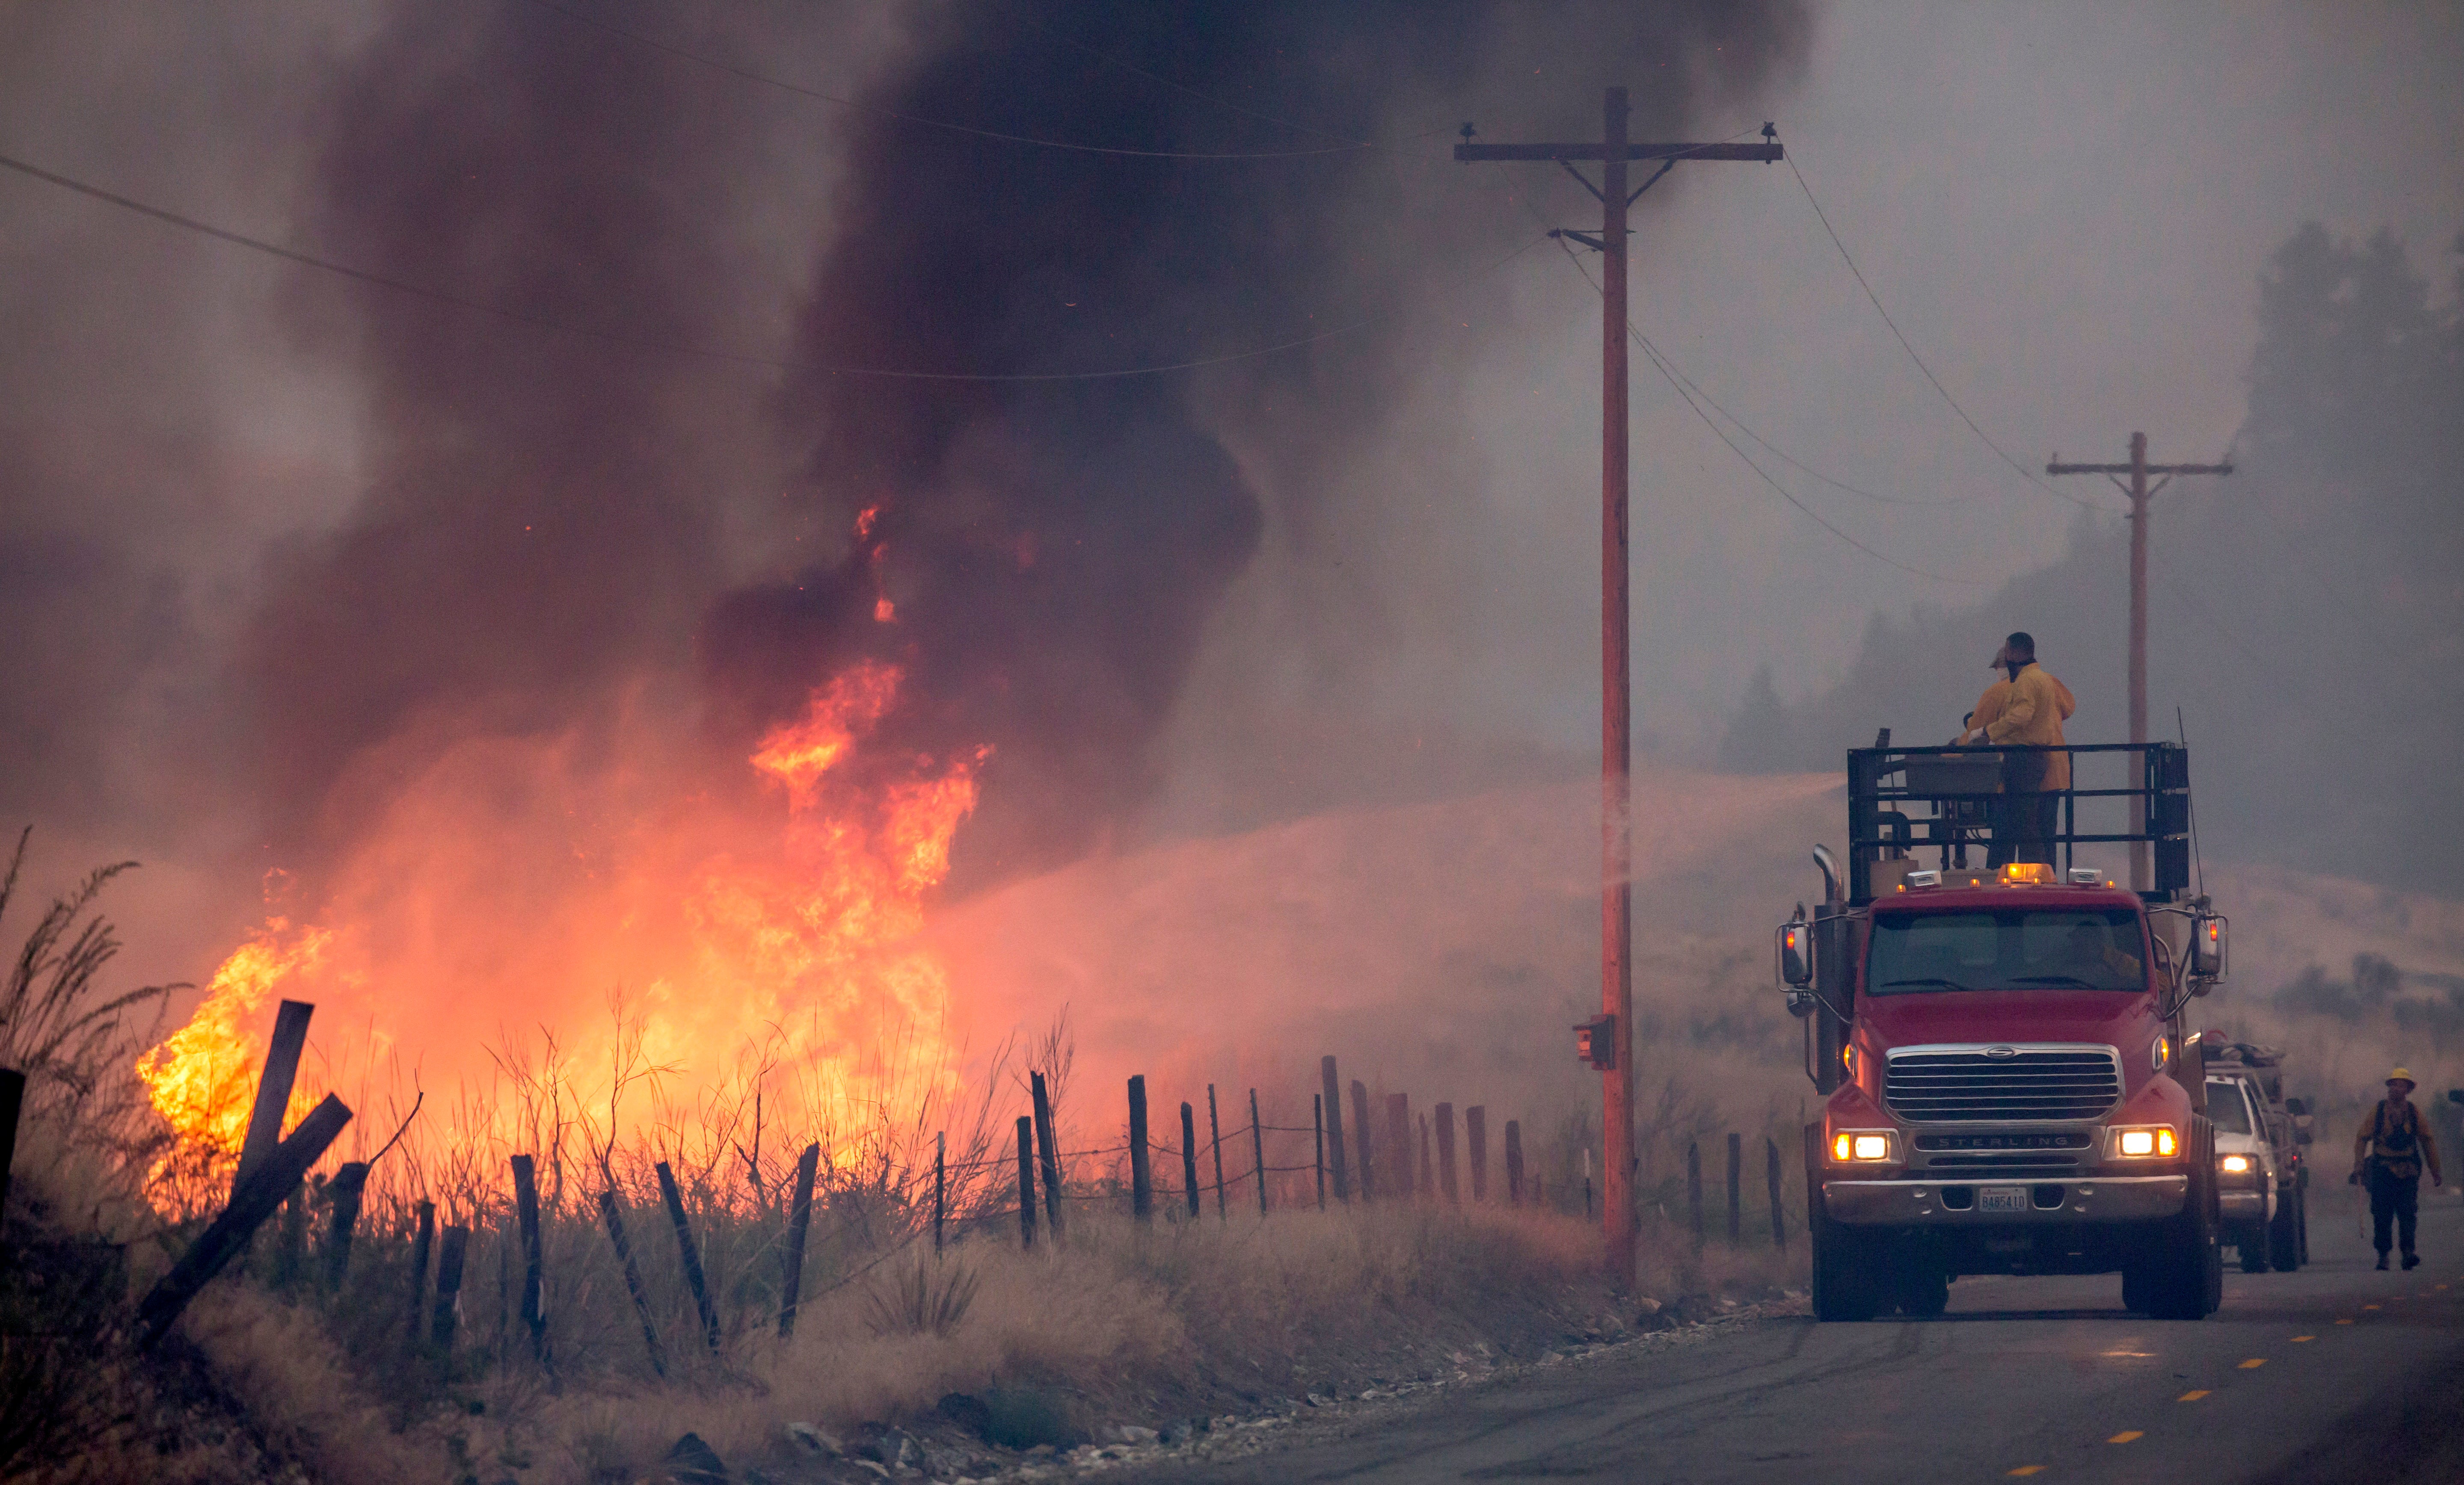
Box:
1830;1130;1898;1163
2111;1126;2179;1159
2220;1153;2251;1174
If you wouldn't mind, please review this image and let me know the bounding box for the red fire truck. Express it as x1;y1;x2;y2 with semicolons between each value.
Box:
1777;741;2231;1320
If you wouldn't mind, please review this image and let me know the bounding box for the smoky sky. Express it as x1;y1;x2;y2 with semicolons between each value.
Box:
704;0;1810;882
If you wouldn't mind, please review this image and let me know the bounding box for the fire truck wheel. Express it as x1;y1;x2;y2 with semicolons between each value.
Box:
2269;1186;2301;1271
1895;1264;1949;1318
2146;1121;2223;1319
1809;1209;1880;1322
2295;1186;2310;1266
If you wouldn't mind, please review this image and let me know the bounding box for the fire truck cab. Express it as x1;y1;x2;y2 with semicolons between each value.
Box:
1777;741;2231;1320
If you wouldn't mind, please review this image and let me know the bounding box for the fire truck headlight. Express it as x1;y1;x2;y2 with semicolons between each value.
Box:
2114;1126;2179;1159
1831;1131;1896;1163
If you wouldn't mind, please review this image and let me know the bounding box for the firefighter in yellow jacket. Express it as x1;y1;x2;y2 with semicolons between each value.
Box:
2352;1068;2444;1270
1968;633;2075;866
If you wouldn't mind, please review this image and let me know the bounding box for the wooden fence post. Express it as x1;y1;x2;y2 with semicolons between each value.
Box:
1466;1106;1488;1203
1205;1085;1226;1220
1249;1089;1268;1217
597;1189;666;1378
1349;1081;1376;1201
234;1000;314;1196
1015;1116;1037;1248
134;1093;352;1349
778;1142;819;1339
1417;1114;1434;1198
1030;1071;1065;1238
934;1132;947;1254
1436;1103;1459;1204
322;1161;369;1291
1687;1142;1704;1253
1128;1076;1151;1224
1504;1120;1524;1206
655;1161;722;1356
1319;1057;1349;1201
1179;1103;1199;1217
1313;1094;1326;1209
1766;1137;1786;1251
0;1067;23;1223
1387;1094;1414;1199
1727;1133;1743;1246
274;1178;308;1289
431;1223;468;1351
510;1155;547;1361
407;1199;435;1342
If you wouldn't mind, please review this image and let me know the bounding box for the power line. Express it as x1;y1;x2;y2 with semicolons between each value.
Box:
0;147;1550;382
1551;237;1971;583
519;0;1369;160
1783;151;2107;514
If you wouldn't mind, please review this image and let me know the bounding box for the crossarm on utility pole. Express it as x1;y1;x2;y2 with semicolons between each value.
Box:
1455;142;1782;162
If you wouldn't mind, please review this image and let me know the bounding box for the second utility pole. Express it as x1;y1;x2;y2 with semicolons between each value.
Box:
2047;434;2231;892
1457;90;1779;1286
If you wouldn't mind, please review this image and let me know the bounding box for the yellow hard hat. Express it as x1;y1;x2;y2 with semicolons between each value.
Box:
2388;1067;2417;1086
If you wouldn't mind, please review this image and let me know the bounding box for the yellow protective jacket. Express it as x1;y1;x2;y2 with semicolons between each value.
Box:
2353;1099;2444;1183
1982;662;2076;790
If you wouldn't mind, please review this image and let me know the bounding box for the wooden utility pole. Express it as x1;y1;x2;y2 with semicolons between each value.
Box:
1458;90;1779;1286
2047;434;2230;890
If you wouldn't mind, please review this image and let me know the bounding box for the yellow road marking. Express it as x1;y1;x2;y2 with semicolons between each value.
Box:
2178;1390;2211;1402
2364;1304;2381;1310
2291;1335;2316;1342
2108;1430;2144;1444
2335;1319;2354;1325
2008;1468;2045;1478
2239;1358;2267;1369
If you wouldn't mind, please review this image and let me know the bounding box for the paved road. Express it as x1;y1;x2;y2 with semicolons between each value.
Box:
1142;1193;2464;1484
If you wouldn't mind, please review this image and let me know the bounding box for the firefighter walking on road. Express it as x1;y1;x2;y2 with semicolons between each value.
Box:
2352;1068;2444;1269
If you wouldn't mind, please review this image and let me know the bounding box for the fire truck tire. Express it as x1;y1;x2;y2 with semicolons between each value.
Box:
2143;1122;2223;1319
2269;1186;2301;1271
2294;1186;2310;1266
1894;1264;1950;1318
1809;1209;1880;1322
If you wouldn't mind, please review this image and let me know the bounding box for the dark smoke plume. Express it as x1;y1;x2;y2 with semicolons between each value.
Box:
706;0;1812;883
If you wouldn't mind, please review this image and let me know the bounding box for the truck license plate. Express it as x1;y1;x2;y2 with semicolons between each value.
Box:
1980;1186;2027;1213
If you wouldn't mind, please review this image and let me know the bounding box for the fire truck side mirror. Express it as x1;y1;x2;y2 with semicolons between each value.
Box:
1776;915;1814;988
2190;914;2228;979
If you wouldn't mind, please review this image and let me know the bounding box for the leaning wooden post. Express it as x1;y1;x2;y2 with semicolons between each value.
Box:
510;1155;547;1361
1318;1057;1349;1201
1127;1077;1152;1224
777;1141;819;1339
1014;1116;1038;1248
1206;1084;1227;1220
655;1161;722;1356
0;1067;24;1223
1726;1133;1743;1246
1436;1103;1460;1204
1386;1093;1414;1199
1248;1088;1268;1217
597;1189;666;1378
407;1199;435;1341
235;1000;315;1195
1504;1120;1524;1206
1766;1136;1787;1250
1349;1081;1376;1201
430;1223;468;1351
1313;1094;1326;1209
322;1161;370;1291
136;1094;353;1348
1030;1071;1065;1238
1465;1106;1488;1203
1687;1142;1704;1253
933;1132;946;1254
1178;1103;1200;1217
274;1178;308;1289
1417;1113;1434;1198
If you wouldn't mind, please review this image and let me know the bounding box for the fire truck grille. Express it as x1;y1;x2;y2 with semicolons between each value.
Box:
1884;1047;2122;1123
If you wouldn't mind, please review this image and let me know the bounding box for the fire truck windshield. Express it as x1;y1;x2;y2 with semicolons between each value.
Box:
1867;908;2145;995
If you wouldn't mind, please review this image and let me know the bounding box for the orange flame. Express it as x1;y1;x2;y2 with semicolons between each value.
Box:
138;659;986;1180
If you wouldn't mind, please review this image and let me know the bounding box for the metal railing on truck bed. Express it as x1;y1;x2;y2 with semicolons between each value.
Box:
1845;741;2192;906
